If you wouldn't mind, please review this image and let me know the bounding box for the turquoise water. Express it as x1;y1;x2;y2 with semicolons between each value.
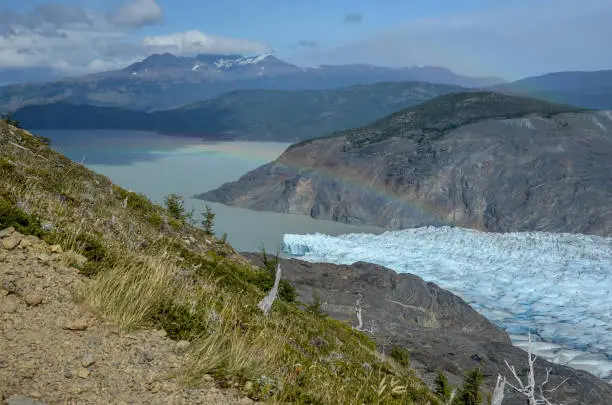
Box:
40;129;384;252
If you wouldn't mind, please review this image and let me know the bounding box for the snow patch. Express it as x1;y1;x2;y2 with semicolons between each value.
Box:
236;52;272;65
192;64;200;71
213;58;235;69
282;227;612;381
212;53;271;69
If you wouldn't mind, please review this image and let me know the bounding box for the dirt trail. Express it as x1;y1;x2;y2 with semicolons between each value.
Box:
0;228;252;405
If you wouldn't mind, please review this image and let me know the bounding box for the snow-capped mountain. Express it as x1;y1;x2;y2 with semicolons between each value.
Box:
0;52;504;111
122;52;301;79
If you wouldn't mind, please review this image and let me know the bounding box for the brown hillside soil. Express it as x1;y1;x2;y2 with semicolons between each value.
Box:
0;228;253;405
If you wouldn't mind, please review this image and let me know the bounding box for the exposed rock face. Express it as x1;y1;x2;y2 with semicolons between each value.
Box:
244;253;612;404
200;93;612;236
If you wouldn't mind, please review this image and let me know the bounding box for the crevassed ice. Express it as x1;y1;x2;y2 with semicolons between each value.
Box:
282;226;612;381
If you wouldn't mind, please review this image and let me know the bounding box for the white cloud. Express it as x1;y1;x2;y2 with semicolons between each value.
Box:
142;30;271;56
0;2;270;79
293;0;612;79
107;0;163;28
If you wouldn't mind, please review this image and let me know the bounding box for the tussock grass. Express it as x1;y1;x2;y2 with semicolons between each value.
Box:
0;121;442;404
82;255;178;328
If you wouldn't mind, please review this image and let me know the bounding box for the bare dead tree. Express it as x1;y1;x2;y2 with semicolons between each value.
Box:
258;263;281;316
498;334;569;405
490;375;505;405
354;294;376;334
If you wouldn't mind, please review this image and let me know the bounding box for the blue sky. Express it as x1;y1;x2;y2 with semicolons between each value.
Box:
1;0;610;80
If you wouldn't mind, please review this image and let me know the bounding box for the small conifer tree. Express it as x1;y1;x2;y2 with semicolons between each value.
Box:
201;204;215;235
434;371;453;402
454;368;485;405
164;193;186;221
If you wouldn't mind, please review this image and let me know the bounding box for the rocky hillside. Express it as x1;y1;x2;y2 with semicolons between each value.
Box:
0;120;443;404
12;82;465;142
245;254;612;405
200;92;612;236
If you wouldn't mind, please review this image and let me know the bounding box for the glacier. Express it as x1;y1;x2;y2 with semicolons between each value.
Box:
282;226;612;382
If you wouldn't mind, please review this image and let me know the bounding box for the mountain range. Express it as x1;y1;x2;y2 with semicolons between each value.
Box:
12;82;466;142
0;53;503;112
199;92;612;237
495;69;612;109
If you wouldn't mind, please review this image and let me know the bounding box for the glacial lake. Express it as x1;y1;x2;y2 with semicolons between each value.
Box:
40;130;384;252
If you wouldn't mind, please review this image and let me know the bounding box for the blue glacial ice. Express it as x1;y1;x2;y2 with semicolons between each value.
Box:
282;226;612;382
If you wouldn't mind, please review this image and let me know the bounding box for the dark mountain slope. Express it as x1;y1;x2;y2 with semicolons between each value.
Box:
494;70;612;109
199;92;612;236
13;82;465;142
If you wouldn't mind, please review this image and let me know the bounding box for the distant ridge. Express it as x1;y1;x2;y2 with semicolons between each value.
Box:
0;52;505;112
12;81;466;142
493;69;612;109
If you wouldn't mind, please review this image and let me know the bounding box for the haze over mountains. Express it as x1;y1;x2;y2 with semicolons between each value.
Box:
0;53;503;112
12;82;465;142
3;52;612;142
495;70;612;109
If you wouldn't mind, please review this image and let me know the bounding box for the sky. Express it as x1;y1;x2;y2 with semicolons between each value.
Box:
0;0;611;83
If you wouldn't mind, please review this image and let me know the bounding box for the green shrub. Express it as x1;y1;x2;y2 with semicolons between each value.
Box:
390;346;410;368
153;302;209;341
454;367;485;405
306;291;326;316
164;193;187;221
80;235;106;262
0;199;44;237
69;233;107;276
434;370;453;401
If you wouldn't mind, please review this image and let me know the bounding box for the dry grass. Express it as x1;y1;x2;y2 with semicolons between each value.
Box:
81;255;178;328
0;121;442;404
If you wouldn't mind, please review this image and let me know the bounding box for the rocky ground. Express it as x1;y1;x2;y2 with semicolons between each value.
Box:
0;227;253;405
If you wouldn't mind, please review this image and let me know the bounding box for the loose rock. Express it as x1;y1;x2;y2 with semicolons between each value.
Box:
81;353;96;368
5;396;45;405
63;319;89;331
136;349;154;364
77;368;90;379
175;340;190;353
24;293;43;307
2;234;22;250
1;299;18;313
0;226;15;238
36;253;51;264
